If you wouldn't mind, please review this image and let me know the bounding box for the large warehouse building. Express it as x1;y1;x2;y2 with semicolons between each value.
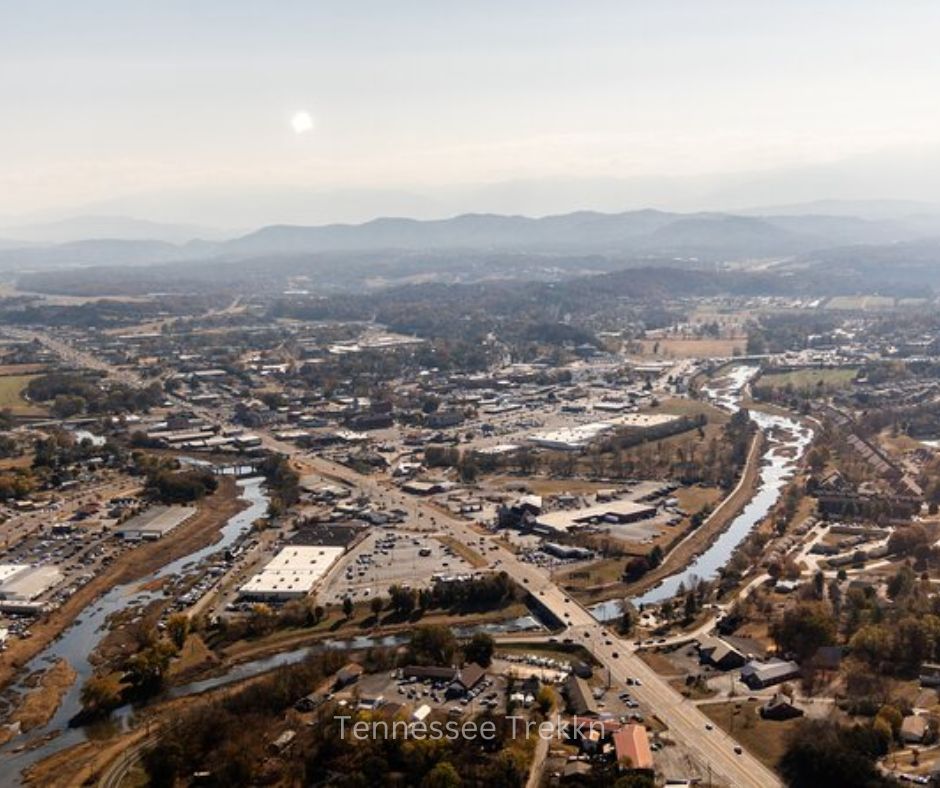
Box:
239;545;345;601
535;499;657;533
0;563;63;611
116;506;197;541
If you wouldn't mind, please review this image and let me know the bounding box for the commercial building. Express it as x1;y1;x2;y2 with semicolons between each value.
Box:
612;724;654;771
116;506;197;541
0;564;63;610
239;545;345;601
535;499;657;534
740;659;801;690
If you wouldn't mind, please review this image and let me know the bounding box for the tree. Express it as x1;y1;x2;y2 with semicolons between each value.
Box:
647;545;664;569
166;614;190;650
849;625;894;671
342;596;354;619
779;719;893;788
410;625;458;666
464;632;495;667
421;762;461;788
536;685;555;715
80;672;127;713
887;564;917;600
370;596;383;618
771;601;836;661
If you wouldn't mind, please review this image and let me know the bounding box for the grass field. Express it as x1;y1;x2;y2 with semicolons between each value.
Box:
701;700;799;770
638;337;745;359
656;396;730;424
0;374;45;416
758;367;857;390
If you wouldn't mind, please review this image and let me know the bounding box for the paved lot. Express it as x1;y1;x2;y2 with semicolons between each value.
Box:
320;528;476;604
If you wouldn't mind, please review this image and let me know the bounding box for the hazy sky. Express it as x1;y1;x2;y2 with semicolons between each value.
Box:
3;1;940;226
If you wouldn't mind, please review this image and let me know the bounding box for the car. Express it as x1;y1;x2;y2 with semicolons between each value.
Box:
611;652;619;658
705;724;713;731
733;746;742;755
605;639;612;645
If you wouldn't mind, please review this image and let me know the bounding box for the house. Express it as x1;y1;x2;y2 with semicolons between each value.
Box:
564;675;599;717
612;724;654;771
697;636;746;671
445;662;486;699
901;714;930;744
920;663;940;688
294;691;326;712
357;695;385;711
740;659;801;690
760;693;804;721
269;729;296;755
402;665;458;682
334;662;364;688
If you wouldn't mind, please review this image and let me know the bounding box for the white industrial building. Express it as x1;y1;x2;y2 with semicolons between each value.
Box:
116;506;197;541
527;413;681;451
239;545;345;601
0;563;63;610
535;499;658;533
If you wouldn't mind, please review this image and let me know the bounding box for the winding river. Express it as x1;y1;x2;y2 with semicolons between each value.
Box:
0;477;270;784
590;364;813;620
0;477;548;784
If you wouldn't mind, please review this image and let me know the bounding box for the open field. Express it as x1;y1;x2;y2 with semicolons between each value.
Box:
656;396;730;424
758;367;857;390
638;337;745;359
701;700;798;770
0;374;45;416
825;295;898;311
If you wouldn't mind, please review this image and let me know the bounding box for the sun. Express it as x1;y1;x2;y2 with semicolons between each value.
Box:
291;111;314;135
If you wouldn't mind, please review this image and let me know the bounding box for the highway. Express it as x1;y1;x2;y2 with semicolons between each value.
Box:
29;329;782;787
258;432;782;788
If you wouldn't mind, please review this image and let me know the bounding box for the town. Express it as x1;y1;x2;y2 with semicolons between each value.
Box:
0;280;937;788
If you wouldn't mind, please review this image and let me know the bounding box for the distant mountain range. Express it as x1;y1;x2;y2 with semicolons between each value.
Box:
3;205;940;276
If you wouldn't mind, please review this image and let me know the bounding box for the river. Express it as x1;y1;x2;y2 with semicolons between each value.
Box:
0;477;270;784
0;475;548;784
590;364;813;620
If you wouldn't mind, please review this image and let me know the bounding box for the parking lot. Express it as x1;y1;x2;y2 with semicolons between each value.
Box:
332;666;507;717
320;528;477;605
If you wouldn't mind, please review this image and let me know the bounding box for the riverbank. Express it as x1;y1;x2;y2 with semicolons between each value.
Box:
0;479;247;694
564;429;765;607
207;600;533;675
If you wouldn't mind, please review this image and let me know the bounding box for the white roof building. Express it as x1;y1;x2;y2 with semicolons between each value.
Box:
239;545;345;600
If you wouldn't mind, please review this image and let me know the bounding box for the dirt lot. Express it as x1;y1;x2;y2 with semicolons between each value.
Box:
638;337;746;359
0;478;246;692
